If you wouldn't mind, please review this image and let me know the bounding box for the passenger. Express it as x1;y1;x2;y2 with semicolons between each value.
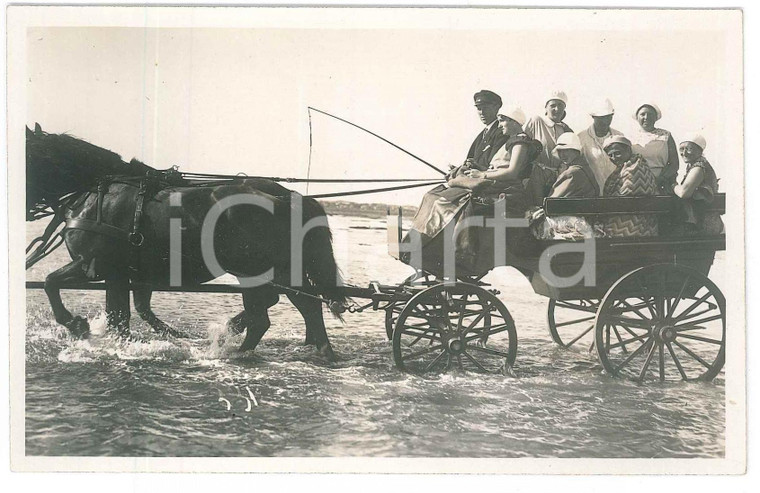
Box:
529;133;599;240
403;104;540;276
523;90;574;205
672;134;723;234
450;106;541;213
547;133;600;199
629;103;679;193
601;135;658;237
577;98;623;194
461;90;510;172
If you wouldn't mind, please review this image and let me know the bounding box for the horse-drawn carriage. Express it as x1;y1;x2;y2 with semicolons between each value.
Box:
25;125;727;384
376;193;726;382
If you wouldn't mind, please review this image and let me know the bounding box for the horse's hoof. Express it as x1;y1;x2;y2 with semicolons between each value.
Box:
317;344;338;362
67;316;90;339
164;329;187;339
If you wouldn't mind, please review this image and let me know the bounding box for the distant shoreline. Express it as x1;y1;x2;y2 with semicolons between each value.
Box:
319;200;418;219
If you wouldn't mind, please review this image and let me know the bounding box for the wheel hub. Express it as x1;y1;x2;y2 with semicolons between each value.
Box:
653;324;677;343
447;338;465;355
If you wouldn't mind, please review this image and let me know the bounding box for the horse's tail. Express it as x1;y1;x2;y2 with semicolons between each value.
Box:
300;197;347;321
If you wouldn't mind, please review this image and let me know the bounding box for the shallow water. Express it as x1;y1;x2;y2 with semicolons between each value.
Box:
24;215;725;457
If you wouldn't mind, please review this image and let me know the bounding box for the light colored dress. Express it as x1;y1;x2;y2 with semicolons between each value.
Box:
629;127;671;178
577;125;623;194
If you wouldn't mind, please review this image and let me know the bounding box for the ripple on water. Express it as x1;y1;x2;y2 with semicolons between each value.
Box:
24;217;726;458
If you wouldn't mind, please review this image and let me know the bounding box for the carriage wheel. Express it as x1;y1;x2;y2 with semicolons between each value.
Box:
595;264;725;383
547;299;599;349
384;303;404;340
392;283;517;374
384;274;440;340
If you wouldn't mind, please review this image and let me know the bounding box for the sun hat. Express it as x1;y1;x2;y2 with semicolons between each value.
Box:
602;135;633;151
590;98;615;117
546;90;568;106
680;134;707;151
632;103;662;121
554;132;582;152
497;107;527;126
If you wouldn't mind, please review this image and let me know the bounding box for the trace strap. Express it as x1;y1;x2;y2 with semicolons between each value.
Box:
304;180;443;199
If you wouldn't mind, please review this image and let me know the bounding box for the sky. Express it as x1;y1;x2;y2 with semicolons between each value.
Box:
25;9;741;205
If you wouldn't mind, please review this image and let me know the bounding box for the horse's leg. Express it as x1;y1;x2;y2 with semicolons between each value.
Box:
227;311;248;335
286;293;337;362
105;278;132;339
44;257;91;338
238;288;278;353
133;288;184;337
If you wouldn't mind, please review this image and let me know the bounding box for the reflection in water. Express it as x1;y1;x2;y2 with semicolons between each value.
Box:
24;215;725;457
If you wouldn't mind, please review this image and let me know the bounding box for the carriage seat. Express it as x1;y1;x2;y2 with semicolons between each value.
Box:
542;194;726;239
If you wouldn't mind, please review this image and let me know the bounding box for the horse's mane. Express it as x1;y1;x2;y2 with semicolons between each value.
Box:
26;125;156;220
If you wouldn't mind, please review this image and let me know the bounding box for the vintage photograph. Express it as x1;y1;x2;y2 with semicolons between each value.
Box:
6;6;745;473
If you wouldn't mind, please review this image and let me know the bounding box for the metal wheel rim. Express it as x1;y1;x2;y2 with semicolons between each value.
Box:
392;282;517;375
594;264;725;383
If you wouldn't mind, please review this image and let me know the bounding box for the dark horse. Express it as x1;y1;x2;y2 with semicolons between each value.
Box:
26;124;346;360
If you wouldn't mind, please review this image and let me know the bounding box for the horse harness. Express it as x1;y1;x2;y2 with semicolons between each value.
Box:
64;174;171;272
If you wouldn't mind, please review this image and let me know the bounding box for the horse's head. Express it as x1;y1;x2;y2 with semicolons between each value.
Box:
26;123;147;220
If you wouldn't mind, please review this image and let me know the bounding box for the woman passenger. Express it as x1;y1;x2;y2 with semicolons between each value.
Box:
601;135;658;237
629;103;679;193
523;90;574;205
673;134;723;234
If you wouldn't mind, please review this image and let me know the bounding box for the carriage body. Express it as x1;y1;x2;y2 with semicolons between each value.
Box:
385;193;726;381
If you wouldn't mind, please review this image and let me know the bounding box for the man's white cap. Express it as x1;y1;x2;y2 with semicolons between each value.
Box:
590;98;615;117
554;132;582;152
497;107;527;126
680;134;707;151
546;90;568;106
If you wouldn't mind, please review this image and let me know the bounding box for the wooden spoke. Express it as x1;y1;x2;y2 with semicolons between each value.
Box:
422;350;448;373
674;313;723;328
601;315;651;329
619;300;651;321
467;345;511;359
677;333;723;345
555;315;596;328
637;341;658;383
612;338;652;374
565;325;595;348
672;292;713;322
667;275;692;318
611;325;629;354
401;343;444;362
659;343;666;382
606;332;649;350
672;340;713;370
666;342;688;380
462;350;489;372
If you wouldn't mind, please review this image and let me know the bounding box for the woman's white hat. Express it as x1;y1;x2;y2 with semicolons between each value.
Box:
553;132;582;152
546;90;568;106
497;107;527;126
590;98;615;117
632;103;662;121
680;134;707;151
